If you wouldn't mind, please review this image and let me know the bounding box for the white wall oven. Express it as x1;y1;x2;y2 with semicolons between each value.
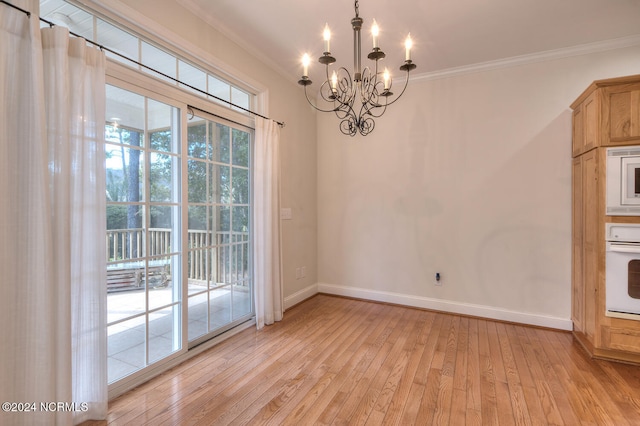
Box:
606;223;640;319
607;146;640;215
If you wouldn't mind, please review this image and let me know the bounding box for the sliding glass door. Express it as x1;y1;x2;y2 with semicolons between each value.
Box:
105;84;183;383
186;112;253;346
104;83;254;385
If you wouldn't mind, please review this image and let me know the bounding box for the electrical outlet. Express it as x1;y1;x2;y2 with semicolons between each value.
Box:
280;208;292;220
435;272;442;286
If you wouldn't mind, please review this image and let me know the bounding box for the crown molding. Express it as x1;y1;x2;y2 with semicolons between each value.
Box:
412;34;640;82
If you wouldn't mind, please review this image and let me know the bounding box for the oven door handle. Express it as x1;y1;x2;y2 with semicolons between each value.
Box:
608;242;640;253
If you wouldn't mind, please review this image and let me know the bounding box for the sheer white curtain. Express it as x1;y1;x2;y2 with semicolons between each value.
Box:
0;7;107;425
253;117;283;329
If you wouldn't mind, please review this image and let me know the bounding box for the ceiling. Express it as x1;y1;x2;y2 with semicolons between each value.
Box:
179;0;640;84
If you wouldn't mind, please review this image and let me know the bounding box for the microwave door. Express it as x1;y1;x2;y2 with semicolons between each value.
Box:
622;158;640;205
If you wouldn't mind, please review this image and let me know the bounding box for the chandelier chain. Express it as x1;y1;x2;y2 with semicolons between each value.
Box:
354;0;359;18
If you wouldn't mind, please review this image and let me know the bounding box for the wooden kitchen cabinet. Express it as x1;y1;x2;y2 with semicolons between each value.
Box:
572;74;640;153
604;83;640;145
571;150;598;340
571;74;640;363
572;91;598;157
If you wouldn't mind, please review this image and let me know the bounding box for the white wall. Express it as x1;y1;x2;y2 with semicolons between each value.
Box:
317;45;640;329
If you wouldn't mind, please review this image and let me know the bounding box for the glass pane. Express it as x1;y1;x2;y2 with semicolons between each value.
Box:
41;0;93;40
231;242;249;280
149;305;181;363
208;75;230;105
150;129;172;153
217;245;230;284
149;207;175;253
232;206;249;233
187;119;207;159
231;87;250;113
107;260;147;316
188;205;208;236
105;145;144;203
210;287;231;329
150;152;175;202
106;85;144;132
106;206;145;261
148;99;176;150
108;317;145;383
212;165;230;204
232;167;249;204
147;257;176;310
188;292;208;341
211;122;230;163
179;60;207;95
188;159;208;203
188;249;208;285
141;41;176;83
97;19;138;64
212;205;230;235
232;129;250;167
105;126;145;147
209;247;222;288
233;281;251;320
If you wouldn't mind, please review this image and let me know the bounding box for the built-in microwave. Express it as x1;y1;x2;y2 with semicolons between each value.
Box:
606;146;640;215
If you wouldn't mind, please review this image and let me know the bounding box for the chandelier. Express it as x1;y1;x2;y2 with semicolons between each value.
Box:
298;0;416;136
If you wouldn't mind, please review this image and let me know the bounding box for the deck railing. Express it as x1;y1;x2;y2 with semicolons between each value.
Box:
106;228;249;285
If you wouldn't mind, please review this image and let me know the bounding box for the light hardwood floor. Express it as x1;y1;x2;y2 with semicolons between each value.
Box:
86;294;640;425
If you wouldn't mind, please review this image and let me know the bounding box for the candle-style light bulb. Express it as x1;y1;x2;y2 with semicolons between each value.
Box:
405;34;413;61
323;24;331;54
302;53;311;77
383;68;390;90
371;20;379;49
331;71;338;93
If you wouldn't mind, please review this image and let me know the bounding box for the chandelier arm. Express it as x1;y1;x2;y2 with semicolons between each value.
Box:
334;99;359;125
337;67;357;107
328;68;361;122
319;80;340;104
362;100;388;119
359;70;372;105
333;104;354;120
303;85;344;114
376;69;412;107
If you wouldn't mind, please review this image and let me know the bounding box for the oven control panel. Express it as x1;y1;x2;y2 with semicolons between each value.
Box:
606;223;640;242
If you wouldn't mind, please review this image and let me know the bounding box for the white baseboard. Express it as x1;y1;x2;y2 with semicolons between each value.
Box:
284;283;319;310
317;282;572;331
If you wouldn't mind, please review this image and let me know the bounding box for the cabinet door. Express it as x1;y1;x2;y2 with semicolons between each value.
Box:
572;105;584;157
605;84;640;145
583;92;598;152
582;149;598;340
572;157;584;331
572;91;598;156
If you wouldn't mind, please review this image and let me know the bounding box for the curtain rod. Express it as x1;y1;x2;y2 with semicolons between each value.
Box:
188;105;255;132
0;0;285;128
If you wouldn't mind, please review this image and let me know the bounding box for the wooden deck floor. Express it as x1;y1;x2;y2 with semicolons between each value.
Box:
86;294;640;425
